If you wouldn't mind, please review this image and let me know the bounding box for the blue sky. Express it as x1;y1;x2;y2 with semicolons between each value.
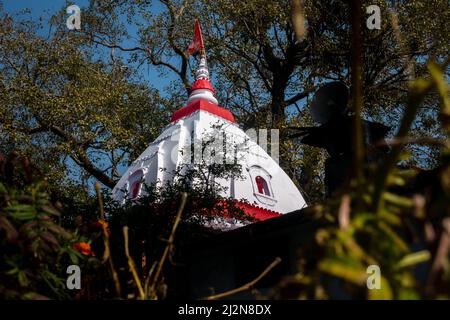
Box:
3;0;82;15
2;0;175;93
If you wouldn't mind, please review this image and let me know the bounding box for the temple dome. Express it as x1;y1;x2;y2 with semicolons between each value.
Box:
111;38;307;229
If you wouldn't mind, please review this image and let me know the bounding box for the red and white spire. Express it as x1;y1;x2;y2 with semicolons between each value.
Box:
186;20;218;106
171;20;233;123
187;55;218;105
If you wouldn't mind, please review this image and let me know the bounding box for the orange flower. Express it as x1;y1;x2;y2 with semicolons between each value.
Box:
73;242;94;256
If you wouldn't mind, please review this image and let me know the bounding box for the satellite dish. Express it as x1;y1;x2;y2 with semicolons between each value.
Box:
311;82;349;124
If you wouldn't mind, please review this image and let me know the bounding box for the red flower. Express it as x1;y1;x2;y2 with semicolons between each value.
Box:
73;242;94;256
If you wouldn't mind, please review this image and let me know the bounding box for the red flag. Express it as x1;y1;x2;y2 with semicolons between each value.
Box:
187;20;204;56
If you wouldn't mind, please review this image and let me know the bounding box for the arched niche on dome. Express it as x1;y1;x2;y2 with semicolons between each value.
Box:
127;169;145;200
247;165;277;206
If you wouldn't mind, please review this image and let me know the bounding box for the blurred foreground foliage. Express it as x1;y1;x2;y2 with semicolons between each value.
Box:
0;153;95;299
0;148;250;300
271;60;450;299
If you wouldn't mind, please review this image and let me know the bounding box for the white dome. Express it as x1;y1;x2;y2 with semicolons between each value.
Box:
112;49;307;228
112;104;307;221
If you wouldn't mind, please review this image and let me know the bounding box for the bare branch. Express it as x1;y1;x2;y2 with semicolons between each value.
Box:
148;192;188;299
204;257;282;300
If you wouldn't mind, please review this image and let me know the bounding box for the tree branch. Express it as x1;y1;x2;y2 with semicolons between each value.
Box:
204;257;282;300
160;0;190;94
284;87;313;106
47;124;116;188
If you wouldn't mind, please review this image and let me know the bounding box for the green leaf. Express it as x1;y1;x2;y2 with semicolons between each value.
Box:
318;257;367;285
6;204;37;220
378;221;409;253
383;192;414;208
378;209;402;226
5;267;19;276
22;292;50;300
387;174;406;187
18;271;29;287
68;250;80;265
429;61;450;118
397;250;431;269
0;182;7;194
367;277;393;300
352;213;376;230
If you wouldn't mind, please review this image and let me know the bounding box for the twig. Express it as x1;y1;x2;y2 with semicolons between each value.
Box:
350;0;365;201
123;226;145;300
144;261;158;298
389;8;415;80
95;182;121;298
203;257;282;300
95;182;105;219
148;192;188;299
425;218;450;296
338;195;351;231
290;0;307;42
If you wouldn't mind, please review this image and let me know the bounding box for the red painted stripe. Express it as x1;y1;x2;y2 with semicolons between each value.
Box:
171;99;235;123
191;79;215;93
234;201;282;221
213;199;282;221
